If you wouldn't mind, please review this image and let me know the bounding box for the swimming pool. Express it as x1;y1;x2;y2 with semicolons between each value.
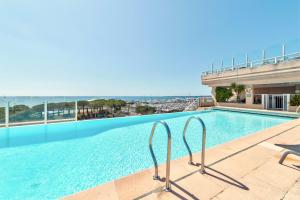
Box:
0;109;293;199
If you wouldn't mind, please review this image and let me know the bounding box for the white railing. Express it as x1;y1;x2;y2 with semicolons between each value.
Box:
0;99;78;128
184;97;214;111
184;98;200;111
202;45;300;76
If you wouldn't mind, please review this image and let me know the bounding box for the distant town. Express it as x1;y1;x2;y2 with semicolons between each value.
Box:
0;97;213;126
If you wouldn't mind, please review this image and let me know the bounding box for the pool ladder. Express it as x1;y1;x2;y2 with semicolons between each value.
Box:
149;121;172;191
149;116;206;192
183;116;206;174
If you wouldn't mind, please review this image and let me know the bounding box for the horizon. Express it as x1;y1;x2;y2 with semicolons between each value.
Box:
0;0;299;96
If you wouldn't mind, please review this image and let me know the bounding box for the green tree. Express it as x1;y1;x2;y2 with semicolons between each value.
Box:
230;83;245;103
215;87;233;102
114;100;127;111
32;104;44;118
290;95;300;106
90;99;106;117
78;100;89;116
0;107;5;122
10;105;30;114
136;105;156;115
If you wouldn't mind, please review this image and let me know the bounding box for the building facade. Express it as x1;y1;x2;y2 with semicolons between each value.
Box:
201;45;300;112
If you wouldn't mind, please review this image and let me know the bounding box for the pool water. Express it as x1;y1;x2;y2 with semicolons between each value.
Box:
0;110;292;199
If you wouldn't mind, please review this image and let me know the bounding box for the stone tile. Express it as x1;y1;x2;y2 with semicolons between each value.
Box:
210;146;272;179
172;172;224;199
242;175;285;199
250;159;300;192
114;169;164;200
63;181;118;200
284;178;300;200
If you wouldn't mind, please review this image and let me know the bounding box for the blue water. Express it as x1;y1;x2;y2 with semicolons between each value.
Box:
0;110;292;199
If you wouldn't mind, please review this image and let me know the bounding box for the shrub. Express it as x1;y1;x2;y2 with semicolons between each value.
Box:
136;105;156;115
215;87;233;102
290;95;300;106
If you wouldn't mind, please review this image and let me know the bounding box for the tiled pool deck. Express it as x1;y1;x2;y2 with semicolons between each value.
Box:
64;115;300;200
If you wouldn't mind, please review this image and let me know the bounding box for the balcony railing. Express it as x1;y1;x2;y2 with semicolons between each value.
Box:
202;41;300;76
0;97;77;127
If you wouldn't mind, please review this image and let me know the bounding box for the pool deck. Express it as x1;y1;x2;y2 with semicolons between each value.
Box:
64;116;300;200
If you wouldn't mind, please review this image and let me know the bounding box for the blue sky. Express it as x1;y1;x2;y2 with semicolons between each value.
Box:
0;0;299;96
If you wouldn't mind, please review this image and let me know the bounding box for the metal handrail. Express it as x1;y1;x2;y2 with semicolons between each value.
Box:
149;121;172;191
183;116;206;173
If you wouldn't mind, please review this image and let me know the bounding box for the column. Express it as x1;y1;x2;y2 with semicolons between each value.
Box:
245;85;253;105
211;87;218;106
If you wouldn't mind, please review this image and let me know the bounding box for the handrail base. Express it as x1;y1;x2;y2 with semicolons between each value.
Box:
164;187;171;192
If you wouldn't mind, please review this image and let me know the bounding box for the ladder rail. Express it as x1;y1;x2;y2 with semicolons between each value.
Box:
183;116;206;173
149;121;172;191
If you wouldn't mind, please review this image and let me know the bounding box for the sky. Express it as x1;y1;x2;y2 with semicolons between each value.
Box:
0;0;299;96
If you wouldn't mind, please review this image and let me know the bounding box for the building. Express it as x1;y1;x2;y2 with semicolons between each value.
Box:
201;44;300;112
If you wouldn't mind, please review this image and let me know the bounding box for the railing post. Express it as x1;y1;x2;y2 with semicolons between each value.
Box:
282;44;285;61
75;100;78;121
211;63;214;74
44;101;47;124
250;61;253;68
5;102;9;128
232;57;235;70
221;60;224;71
245;53;248;67
262;50;265;63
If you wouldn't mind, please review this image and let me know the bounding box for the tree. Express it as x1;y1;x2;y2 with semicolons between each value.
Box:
10;105;30;114
90;99;106;117
78;100;89;116
0;107;5;122
114;100;127;111
215;87;233;102
32;104;44;118
230;83;245;103
290;95;300;106
105;99;126;114
105;99;116;114
136;105;156;115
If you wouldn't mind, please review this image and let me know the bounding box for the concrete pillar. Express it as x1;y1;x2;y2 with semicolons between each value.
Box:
211;87;218;106
245;85;253;105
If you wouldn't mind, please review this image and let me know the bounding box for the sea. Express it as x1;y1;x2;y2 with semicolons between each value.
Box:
0;96;210;106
